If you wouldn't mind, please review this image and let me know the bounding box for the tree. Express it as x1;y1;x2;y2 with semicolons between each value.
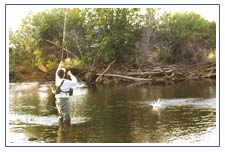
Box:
157;11;216;63
84;8;142;65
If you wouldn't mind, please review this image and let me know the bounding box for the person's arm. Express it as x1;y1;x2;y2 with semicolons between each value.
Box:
55;60;65;85
65;71;78;87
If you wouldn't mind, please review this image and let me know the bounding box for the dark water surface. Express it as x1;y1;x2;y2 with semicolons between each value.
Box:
8;79;216;144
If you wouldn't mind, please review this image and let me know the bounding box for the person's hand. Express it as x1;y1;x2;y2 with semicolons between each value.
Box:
67;70;72;76
59;60;65;68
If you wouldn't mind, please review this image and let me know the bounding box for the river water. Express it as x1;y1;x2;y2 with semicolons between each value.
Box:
8;79;217;144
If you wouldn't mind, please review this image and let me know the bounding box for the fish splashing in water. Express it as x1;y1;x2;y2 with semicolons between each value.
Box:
150;98;161;110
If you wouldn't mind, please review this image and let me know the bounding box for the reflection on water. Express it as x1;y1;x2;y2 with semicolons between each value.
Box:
8;80;217;144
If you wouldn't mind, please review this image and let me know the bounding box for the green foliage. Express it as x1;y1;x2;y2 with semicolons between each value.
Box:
64;58;82;68
82;8;142;64
33;49;47;72
160;12;214;41
157;11;216;63
31;9;65;44
9;8;216;82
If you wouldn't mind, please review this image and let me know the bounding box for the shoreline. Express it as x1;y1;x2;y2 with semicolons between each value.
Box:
9;60;216;86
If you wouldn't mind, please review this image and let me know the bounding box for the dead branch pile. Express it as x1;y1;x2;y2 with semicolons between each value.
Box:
95;61;216;84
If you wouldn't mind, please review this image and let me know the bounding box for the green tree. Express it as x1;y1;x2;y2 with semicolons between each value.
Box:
10;8;143;76
85;8;142;65
158;11;216;63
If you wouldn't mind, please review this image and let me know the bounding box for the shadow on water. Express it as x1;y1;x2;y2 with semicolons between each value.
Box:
8;79;217;144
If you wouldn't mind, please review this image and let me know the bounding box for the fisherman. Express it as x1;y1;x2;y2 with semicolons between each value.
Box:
55;60;77;124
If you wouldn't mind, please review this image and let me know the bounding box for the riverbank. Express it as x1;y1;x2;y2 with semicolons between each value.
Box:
81;60;216;86
9;60;216;85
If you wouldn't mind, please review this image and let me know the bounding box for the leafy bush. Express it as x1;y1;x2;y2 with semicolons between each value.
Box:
157;12;216;64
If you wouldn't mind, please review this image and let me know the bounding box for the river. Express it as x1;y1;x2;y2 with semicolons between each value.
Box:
8;79;217;144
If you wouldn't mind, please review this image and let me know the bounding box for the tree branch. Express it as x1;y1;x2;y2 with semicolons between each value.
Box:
95;60;116;83
45;39;77;58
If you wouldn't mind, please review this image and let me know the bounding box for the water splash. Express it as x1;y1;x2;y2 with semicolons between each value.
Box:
151;98;161;110
149;98;216;110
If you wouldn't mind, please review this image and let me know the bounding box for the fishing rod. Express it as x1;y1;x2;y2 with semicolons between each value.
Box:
61;9;67;60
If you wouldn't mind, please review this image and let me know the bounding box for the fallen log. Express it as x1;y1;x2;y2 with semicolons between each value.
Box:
97;73;152;81
126;71;165;77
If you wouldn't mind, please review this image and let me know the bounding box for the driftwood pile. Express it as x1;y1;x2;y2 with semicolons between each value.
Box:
95;61;216;84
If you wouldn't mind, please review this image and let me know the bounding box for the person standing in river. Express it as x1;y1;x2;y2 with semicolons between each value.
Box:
55;60;78;124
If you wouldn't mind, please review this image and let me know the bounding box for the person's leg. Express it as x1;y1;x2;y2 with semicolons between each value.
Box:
55;98;63;122
60;98;71;124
